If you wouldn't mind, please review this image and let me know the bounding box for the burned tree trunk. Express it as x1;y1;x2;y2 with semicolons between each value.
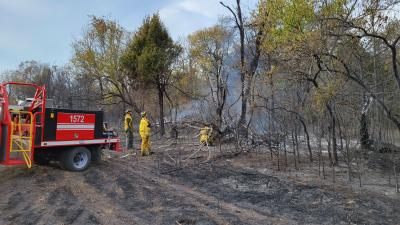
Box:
327;132;333;164
158;85;165;136
360;113;370;149
326;104;338;164
220;0;263;136
298;118;312;162
360;96;372;150
291;130;298;169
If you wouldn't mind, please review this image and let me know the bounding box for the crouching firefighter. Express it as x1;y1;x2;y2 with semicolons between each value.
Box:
200;125;213;146
139;111;151;156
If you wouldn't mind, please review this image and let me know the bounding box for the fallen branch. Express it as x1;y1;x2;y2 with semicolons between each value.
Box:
166;152;177;165
183;147;203;161
120;153;133;158
156;142;175;149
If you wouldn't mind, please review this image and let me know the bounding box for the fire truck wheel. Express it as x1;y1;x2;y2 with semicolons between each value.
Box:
91;147;103;164
60;147;92;171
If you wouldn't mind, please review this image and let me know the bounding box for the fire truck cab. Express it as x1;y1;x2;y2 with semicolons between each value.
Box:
0;82;121;171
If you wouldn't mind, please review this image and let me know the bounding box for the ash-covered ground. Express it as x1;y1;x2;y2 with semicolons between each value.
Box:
0;137;399;225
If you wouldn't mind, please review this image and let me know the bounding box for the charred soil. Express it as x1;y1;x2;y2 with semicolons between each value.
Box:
0;139;399;225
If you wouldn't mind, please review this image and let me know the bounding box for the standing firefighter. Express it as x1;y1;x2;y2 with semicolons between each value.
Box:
139;111;151;156
200;125;213;146
124;109;133;150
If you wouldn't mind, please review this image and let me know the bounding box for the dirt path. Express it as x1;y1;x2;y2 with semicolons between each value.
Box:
0;150;399;225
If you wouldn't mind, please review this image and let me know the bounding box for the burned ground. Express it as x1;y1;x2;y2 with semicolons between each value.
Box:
0;139;399;225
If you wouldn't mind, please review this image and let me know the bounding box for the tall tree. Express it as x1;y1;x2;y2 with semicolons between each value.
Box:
256;0;400;163
188;24;233;131
121;14;181;136
220;0;264;135
257;0;340;163
71;16;140;112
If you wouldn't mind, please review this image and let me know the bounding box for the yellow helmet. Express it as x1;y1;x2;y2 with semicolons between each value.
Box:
141;111;147;117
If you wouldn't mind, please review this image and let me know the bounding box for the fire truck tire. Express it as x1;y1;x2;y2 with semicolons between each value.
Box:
60;147;92;171
91;147;102;164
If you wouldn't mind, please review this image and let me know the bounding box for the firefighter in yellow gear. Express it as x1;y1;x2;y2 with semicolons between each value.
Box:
124;109;133;150
200;125;213;146
139;111;151;156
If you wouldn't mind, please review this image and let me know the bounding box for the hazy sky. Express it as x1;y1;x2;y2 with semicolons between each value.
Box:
0;0;256;74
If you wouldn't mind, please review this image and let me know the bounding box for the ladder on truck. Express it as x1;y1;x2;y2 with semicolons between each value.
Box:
9;110;34;168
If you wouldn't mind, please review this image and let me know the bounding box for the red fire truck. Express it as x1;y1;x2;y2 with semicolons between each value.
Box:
0;82;121;171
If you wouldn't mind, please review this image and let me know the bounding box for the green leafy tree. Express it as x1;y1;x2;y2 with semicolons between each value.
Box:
71;16;141;112
121;14;181;135
188;24;233;130
257;0;341;163
257;0;400;164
